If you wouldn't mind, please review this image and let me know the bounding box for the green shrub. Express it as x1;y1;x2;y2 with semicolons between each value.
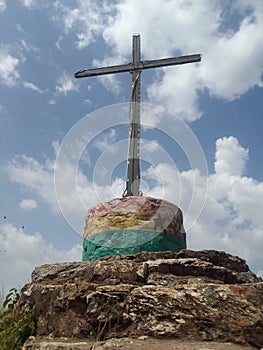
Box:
0;288;35;350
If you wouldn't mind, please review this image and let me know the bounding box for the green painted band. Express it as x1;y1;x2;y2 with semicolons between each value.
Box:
82;229;186;261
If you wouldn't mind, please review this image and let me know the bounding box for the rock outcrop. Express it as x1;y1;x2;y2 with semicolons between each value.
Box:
18;250;263;349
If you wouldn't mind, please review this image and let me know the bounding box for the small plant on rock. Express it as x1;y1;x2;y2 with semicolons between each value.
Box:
0;288;35;350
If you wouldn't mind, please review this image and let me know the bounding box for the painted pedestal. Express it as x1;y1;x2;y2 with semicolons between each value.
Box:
83;196;186;260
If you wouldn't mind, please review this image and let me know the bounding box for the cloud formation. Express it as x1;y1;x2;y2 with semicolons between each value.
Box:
19;198;38;211
10;0;262;120
215;136;249;176
22;81;44;94
4;136;263;277
55;1;112;49
0;0;6;12
55;72;78;95
0;48;20;86
6;155;58;212
0;223;81;293
51;0;263;120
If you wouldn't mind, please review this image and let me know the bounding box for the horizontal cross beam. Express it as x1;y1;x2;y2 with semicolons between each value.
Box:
74;54;201;79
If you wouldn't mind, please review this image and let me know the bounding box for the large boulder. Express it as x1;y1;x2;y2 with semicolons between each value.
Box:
17;250;263;348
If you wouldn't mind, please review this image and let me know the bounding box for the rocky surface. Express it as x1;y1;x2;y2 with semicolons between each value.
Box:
23;336;259;350
18;250;263;349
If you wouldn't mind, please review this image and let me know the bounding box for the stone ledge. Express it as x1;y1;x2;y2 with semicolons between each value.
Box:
23;336;259;350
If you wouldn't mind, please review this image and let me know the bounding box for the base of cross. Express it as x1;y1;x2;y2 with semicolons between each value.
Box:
83;196;186;261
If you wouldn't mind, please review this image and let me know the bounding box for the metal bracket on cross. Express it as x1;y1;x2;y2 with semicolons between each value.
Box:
75;34;201;197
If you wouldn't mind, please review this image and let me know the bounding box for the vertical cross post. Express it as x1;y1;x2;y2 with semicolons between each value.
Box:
125;34;141;196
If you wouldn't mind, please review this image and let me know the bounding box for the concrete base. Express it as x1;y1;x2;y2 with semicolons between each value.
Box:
83;196;186;261
83;230;186;260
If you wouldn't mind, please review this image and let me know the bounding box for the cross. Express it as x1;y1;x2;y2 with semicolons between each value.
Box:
75;34;201;197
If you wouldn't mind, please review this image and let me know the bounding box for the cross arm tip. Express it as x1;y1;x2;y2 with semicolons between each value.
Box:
74;70;86;79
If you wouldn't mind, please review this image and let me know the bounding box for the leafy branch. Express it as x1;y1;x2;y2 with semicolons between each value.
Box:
0;288;35;350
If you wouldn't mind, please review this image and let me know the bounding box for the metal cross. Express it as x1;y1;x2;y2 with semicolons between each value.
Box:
75;34;201;197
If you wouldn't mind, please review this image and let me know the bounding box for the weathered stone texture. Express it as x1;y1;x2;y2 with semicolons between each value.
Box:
83;197;187;260
23;336;258;350
18;250;263;349
84;196;185;238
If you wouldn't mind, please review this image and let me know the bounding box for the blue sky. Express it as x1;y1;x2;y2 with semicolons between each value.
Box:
0;0;263;292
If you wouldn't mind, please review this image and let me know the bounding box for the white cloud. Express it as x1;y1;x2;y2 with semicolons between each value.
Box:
215;136;249;176
54;0;263;120
48;98;56;105
103;0;263;119
19;39;40;54
147;65;202;121
138;137;263;275
0;223;81;293
19;0;44;7
141;140;159;153
22;81;44;93
97;74;122;95
55;1;112;49
93;128;117;151
54;156;121;233
0;39;40;88
5;151;108;235
6;155;58;212
55;35;63;50
103;0;221;57
0;0;6;12
5;135;263;276
0;48;20;87
189;169;263;276
55;72;78;95
19;198;38;211
92;57;125;95
201;5;263;100
20;0;34;6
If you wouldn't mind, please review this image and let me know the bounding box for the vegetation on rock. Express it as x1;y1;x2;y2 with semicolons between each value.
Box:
0;288;35;350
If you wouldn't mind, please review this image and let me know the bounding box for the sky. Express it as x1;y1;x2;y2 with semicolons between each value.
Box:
0;0;263;293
